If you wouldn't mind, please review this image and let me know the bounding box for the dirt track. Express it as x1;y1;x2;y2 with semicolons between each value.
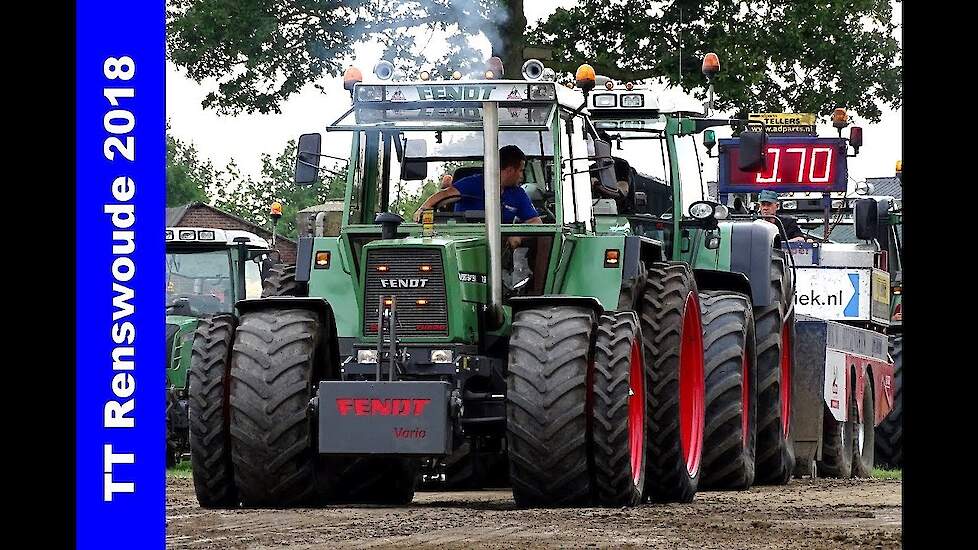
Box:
167;476;901;549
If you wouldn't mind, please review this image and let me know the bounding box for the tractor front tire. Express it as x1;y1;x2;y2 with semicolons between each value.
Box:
699;291;757;490
753;252;796;485
507;306;594;507
188;314;238;508
592;312;647;506
262;264;300;297
639;262;705;503
229;309;324;506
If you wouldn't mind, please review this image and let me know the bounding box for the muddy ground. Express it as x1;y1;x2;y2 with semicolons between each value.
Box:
167;476;901;549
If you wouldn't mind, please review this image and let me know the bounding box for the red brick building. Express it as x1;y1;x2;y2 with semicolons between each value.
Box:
166;202;298;264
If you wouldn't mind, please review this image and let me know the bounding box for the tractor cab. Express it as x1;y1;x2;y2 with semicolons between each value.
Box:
292;59;624;332
165;227;272;317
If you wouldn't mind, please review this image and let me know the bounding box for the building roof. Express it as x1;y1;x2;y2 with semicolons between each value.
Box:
165;204;190;227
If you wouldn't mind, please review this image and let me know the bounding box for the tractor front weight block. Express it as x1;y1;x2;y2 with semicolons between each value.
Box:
318;380;452;456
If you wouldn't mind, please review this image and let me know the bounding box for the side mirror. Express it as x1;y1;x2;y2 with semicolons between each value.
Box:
400;139;428;181
854;198;879;240
294;133;322;185
738;130;767;172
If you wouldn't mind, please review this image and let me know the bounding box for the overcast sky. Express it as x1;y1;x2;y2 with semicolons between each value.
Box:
166;1;901;194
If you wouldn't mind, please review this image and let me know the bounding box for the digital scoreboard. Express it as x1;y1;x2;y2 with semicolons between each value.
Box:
717;137;849;193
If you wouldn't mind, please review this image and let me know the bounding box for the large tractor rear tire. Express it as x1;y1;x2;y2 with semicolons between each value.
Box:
753;252;796;485
639;262;705;503
507;306;594;507
592;312;647;507
187;314;237;508
229;309;325;506
851;378;876;478
699;291;757;490
262;264;300;297
319;457;418;504
875;335;902;468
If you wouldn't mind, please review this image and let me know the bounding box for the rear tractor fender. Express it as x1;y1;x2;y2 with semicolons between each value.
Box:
693;270;752;301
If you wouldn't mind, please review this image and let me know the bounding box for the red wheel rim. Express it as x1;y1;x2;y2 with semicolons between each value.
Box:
780;322;792;437
741;351;750;448
678;294;705;477
628;338;645;486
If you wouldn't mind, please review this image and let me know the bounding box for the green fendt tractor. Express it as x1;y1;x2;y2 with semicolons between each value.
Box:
165;227;273;467
187;54;797;508
585;55;895;488
583;65;802;489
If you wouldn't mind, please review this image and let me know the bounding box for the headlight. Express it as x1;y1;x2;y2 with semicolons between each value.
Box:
357;85;384;101
178;230;195;240
714;204;729;219
831;200;844;209
781;200;797;210
689;202;715;219
593;94;616;107
430;350;454;364
529;83;555;100
357;349;378;364
197;230;215;240
621;94;644;108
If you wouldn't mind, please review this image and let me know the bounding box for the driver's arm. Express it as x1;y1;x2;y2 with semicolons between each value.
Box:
413;187;460;222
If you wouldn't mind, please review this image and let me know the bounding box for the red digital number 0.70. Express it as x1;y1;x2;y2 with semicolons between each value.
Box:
754;146;833;185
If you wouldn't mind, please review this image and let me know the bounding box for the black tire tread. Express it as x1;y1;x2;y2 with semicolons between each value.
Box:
699;291;757;490
753;252;796;485
639;262;702;503
507;306;594;507
592;312;645;506
188;314;238;508
229;309;321;506
262;264;299;297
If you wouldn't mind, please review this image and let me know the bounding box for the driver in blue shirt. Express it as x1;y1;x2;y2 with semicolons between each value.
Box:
413;145;542;230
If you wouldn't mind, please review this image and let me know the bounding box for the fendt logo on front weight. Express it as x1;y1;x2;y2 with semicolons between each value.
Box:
380;278;428;288
335;398;432;416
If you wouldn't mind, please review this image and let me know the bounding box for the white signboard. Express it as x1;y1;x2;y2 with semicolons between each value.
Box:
794;267;871;321
823;349;848;421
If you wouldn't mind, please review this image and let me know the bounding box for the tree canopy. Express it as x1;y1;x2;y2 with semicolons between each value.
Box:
168;0;899;122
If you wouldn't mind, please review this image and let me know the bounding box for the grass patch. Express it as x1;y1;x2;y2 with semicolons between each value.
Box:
872;467;902;480
167;459;193;478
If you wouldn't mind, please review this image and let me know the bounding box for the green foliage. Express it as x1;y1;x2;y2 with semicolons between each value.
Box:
391;179;439;220
872;467;902;480
534;1;901;122
167;459;193;478
168;1;899;123
167;0;513;115
167;130;214;206
212;141;346;239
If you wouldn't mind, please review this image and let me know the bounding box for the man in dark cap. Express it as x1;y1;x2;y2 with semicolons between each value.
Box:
758;189;807;242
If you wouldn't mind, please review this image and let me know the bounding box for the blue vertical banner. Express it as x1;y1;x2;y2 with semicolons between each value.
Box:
76;2;165;548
